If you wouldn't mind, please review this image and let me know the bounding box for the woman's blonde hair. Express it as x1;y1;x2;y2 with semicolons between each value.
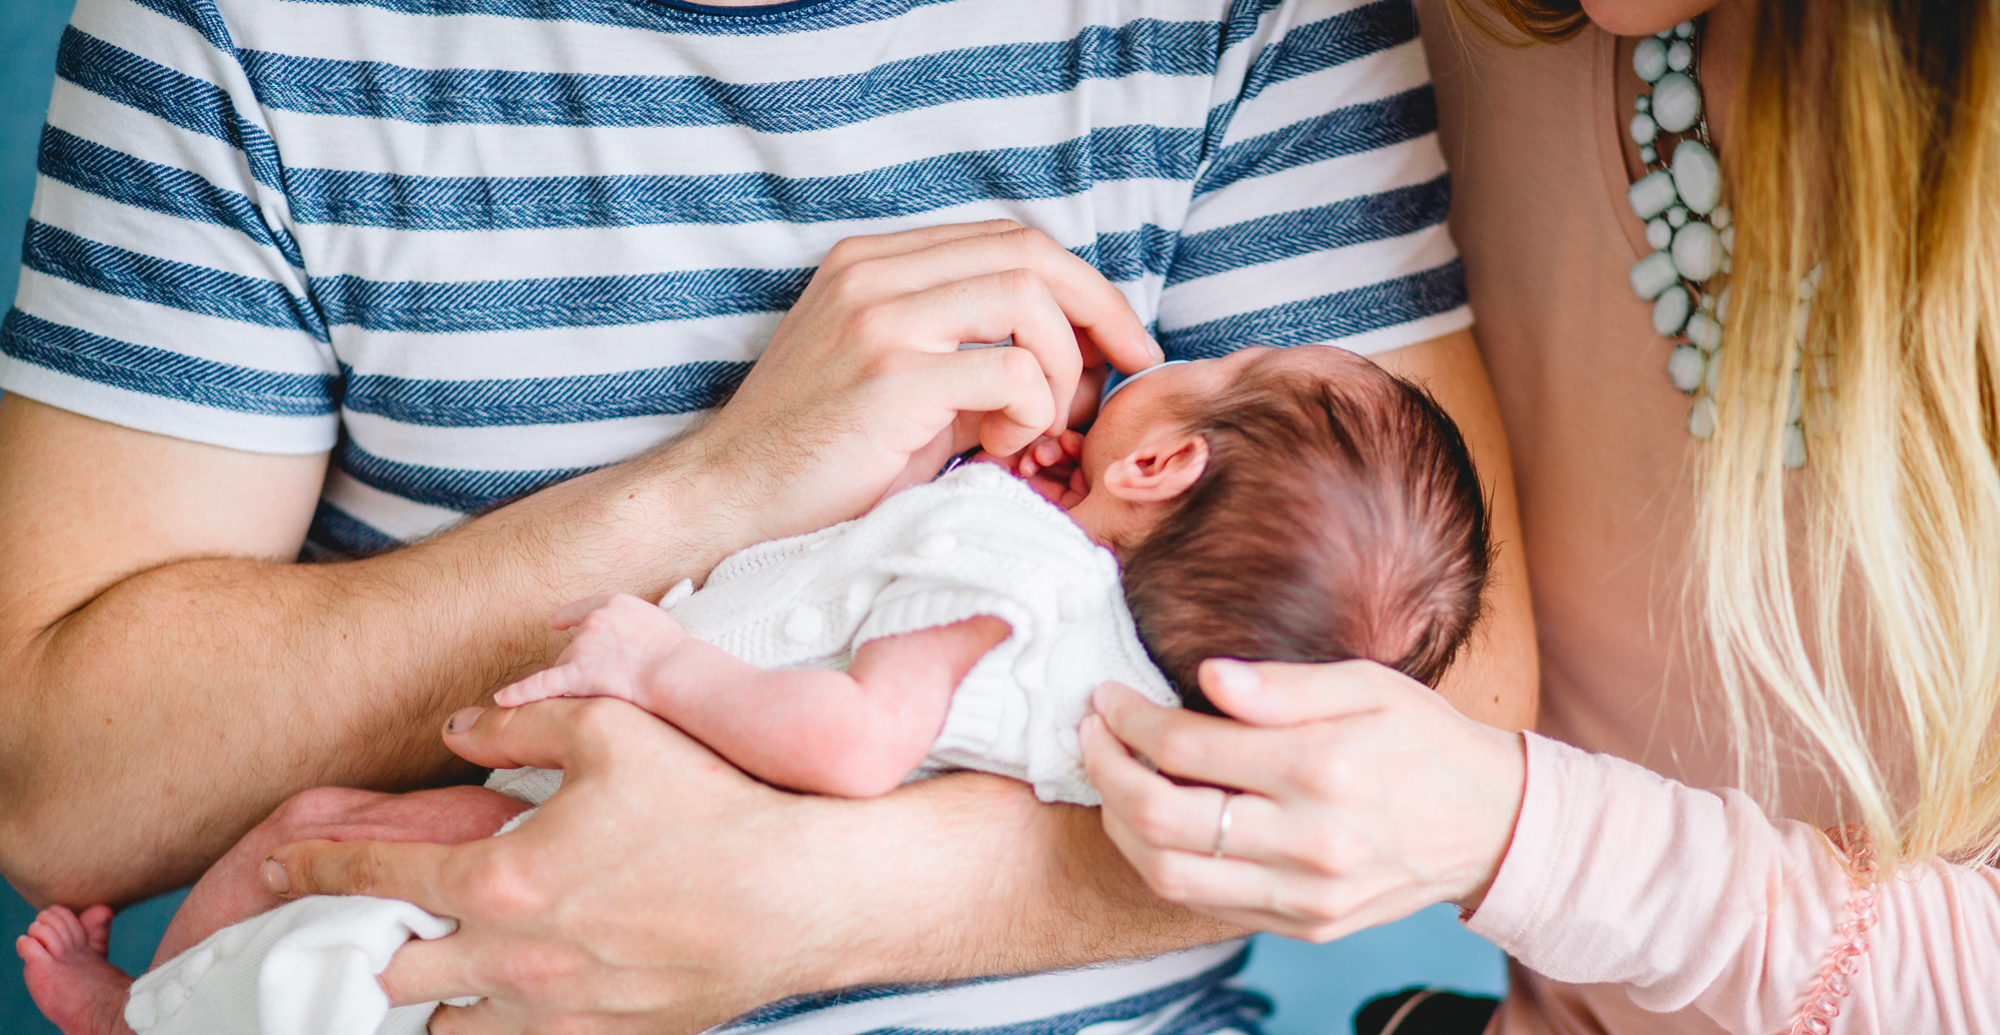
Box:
1454;0;2000;875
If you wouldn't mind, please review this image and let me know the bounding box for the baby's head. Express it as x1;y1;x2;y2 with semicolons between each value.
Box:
1069;346;1491;710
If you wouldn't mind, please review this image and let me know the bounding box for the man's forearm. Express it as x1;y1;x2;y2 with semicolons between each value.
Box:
0;422;737;906
808;774;1241;992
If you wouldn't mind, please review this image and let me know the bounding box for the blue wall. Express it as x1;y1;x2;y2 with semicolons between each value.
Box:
3;0;75;312
0;4;1505;1031
5;4;103;1032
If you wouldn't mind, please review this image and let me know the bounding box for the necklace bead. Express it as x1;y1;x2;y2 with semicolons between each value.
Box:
1652;73;1702;132
1626;17;1816;467
1631;251;1681;300
1630;170;1678;219
1654;286;1693;336
1635;37;1670;81
1671;140;1722;213
1646;218;1673;250
1687;312;1722;352
1667;345;1706;392
1672;221;1721;280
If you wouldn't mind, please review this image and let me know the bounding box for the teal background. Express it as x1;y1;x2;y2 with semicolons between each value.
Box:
4;0;74;313
0;3;1507;1031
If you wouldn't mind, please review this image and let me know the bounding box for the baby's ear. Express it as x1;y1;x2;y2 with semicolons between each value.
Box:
1102;429;1208;503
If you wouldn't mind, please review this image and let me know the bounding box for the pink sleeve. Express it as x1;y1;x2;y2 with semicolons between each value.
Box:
1466;733;2000;1034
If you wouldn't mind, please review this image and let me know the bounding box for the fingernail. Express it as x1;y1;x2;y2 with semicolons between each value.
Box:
1078;715;1098;747
1092;684;1113;712
1148;336;1166;362
1207;659;1261;697
445;707;483;734
260;858;290;895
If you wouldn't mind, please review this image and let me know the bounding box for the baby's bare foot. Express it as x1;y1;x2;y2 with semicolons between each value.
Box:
16;904;137;1035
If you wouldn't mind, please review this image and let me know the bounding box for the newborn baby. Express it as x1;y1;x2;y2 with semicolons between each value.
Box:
19;345;1491;1035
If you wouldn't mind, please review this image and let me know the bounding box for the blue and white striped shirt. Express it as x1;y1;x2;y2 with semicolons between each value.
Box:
5;0;1466;559
4;0;1460;1029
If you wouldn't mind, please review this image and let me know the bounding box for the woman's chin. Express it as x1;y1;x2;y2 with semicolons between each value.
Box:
1577;0;1720;37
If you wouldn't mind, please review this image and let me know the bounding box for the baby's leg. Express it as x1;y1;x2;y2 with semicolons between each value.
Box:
16;904;128;1035
16;784;528;1035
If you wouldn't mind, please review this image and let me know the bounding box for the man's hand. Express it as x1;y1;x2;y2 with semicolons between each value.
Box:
260;699;1235;1035
263;700;824;1034
681;221;1160;548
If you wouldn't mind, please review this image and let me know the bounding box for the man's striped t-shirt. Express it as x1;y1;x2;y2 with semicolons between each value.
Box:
4;0;1461;1029
4;0;1468;560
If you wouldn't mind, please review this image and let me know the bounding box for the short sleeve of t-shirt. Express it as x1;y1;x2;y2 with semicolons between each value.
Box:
0;0;337;453
1154;0;1471;359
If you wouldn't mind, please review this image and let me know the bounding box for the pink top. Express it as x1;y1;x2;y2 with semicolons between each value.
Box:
1411;6;2000;1033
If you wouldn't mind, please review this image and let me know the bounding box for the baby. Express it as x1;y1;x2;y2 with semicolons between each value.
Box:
18;344;1491;1035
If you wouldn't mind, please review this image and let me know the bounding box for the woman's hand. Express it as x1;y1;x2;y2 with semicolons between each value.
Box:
1081;659;1527;943
677;220;1159;549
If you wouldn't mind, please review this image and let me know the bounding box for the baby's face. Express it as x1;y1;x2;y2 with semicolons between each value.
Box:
1079;345;1367;488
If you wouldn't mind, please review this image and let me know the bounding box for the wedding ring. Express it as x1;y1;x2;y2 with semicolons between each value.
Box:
1211;791;1237;858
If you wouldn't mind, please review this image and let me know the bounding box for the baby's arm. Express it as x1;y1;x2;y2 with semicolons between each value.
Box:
496;595;1010;797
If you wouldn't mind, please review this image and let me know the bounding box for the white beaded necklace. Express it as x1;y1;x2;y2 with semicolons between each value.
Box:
1626;18;1810;468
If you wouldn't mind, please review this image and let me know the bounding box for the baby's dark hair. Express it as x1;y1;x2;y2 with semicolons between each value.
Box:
1121;350;1492;712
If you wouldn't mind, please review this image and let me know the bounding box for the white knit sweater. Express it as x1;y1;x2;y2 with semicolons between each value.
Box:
656;460;1179;805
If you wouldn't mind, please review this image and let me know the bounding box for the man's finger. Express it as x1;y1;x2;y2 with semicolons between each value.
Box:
882;229;1158;372
264;839;455;911
1197;659;1401;728
905;348;1058;457
438;696;638;773
426;993;532;1035
877;269;1081;435
375;935;480;1011
815;220;1026;267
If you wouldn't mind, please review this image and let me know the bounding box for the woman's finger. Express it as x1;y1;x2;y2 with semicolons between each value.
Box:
1196;659;1402;728
1083;716;1292;861
1095;809;1286;910
1090;682;1302;794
